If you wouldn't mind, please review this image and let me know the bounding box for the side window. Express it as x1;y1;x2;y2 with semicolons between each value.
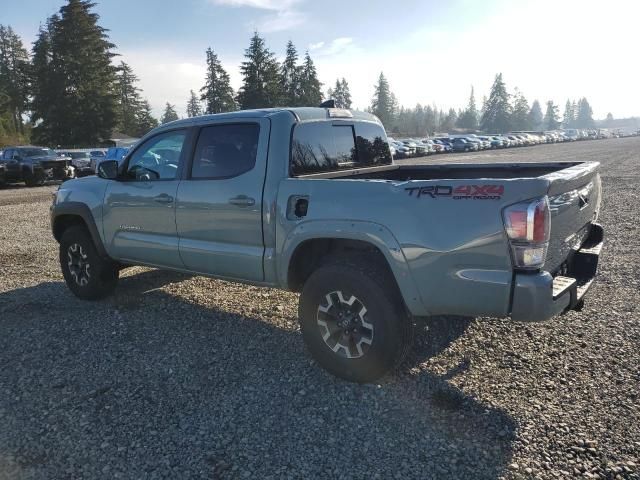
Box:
126;130;187;181
3;149;13;160
354;122;392;166
290;123;357;175
191;124;260;179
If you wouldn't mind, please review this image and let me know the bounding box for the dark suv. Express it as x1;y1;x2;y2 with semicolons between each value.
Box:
0;146;73;186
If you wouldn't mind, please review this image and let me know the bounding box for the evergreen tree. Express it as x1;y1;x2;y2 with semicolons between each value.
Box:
200;47;236;114
280;40;300;106
161;102;179;124
370;72;397;128
543;100;560;130
31;0;118;146
115;61;141;135
481;73;511;133
457;86;478;130
605;112;614;126
528;99;544;130
186;89;202;117
562;99;575;128
237;32;282;109
511;88;531;131
327;78;352;109
575;97;594;128
298;51;322;106
441;108;458;132
134;99;158;137
0;25;30;138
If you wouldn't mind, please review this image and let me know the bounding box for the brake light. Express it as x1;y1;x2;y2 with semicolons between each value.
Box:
503;197;550;269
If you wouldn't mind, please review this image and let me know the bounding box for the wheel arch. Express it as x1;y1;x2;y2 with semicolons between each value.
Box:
51;202;108;258
281;221;425;316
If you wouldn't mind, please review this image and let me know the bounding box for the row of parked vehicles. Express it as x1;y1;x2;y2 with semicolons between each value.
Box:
388;128;618;158
0;146;130;187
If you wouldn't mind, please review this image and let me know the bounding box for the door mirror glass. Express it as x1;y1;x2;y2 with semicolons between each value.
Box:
98;160;119;180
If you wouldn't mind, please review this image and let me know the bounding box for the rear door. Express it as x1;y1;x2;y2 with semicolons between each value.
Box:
102;129;190;268
176;119;269;281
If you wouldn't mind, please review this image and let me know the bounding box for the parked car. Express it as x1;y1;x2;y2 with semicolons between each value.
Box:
391;142;412;159
0;146;74;186
431;138;452;152
59;151;94;177
50;106;604;383
450;137;478;152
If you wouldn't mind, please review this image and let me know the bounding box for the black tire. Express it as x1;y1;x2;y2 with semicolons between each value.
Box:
298;255;413;383
24;170;45;187
59;225;119;300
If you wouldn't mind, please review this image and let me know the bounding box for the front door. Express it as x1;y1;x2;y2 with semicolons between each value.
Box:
102;129;189;268
176;119;269;281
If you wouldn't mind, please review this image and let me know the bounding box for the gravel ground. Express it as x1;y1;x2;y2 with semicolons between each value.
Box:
0;137;638;479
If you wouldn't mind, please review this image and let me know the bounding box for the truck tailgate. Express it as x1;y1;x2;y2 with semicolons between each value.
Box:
543;162;601;273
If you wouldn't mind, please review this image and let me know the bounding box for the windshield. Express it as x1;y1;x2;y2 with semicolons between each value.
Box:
18;148;56;158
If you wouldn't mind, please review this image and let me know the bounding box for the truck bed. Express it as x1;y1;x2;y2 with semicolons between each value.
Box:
304;162;583;181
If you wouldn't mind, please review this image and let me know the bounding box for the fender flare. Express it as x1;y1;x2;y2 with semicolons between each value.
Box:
51;201;108;258
279;220;426;316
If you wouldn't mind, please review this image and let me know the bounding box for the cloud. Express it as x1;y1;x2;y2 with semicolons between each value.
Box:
209;0;305;32
254;9;306;32
210;0;299;9
308;41;325;51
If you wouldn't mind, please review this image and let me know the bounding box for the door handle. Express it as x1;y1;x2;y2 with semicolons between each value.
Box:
154;194;174;204
229;195;255;207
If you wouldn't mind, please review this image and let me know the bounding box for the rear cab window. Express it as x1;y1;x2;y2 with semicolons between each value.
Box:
290;121;392;176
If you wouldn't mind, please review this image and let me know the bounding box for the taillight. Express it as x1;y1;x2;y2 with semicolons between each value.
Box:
503;197;550;269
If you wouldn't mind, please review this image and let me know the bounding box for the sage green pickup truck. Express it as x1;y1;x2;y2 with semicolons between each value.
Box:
50;107;603;382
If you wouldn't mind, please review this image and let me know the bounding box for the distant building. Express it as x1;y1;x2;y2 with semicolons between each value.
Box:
108;131;139;147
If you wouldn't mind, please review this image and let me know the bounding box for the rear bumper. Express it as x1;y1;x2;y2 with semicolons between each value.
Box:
511;223;604;322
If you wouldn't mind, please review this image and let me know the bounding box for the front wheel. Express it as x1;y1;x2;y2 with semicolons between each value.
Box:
59;226;119;300
299;256;413;383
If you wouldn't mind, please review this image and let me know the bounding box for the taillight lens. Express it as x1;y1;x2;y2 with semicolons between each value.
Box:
503;197;550;269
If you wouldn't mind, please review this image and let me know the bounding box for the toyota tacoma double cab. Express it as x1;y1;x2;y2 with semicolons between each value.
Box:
50;107;604;382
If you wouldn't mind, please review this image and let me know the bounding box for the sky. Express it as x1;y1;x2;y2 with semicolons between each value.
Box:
3;0;640;119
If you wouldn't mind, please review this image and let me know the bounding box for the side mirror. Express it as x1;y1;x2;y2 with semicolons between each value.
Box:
97;160;119;180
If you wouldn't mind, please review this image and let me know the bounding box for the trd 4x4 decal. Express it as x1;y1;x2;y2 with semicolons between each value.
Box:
405;185;504;200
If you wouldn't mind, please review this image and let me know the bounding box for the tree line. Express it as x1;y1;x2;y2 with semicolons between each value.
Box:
0;0;601;147
373;72;597;136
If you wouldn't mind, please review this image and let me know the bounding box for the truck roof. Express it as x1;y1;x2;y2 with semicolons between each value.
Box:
158;107;381;130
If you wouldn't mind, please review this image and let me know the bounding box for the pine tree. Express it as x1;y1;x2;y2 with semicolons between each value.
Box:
200;47;236;114
280;40;300;106
441;108;458;132
562;100;575;128
298;51;322;106
511;88;531;131
327;78;352;109
605;112;614;126
237;32;282;109
543;100;560;130
115;61;142;135
457;86;479;130
186;89;202;117
31;0;118;146
161;103;179;124
0;25;30;138
134;99;158;137
528;100;543;130
339;78;352;109
481;73;511;133
370;72;397;128
575;97;594;128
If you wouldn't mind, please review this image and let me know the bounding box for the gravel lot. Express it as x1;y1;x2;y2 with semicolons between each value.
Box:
0;138;638;479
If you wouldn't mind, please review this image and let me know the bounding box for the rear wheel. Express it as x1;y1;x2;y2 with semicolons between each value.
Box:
59;226;119;300
299;256;413;383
